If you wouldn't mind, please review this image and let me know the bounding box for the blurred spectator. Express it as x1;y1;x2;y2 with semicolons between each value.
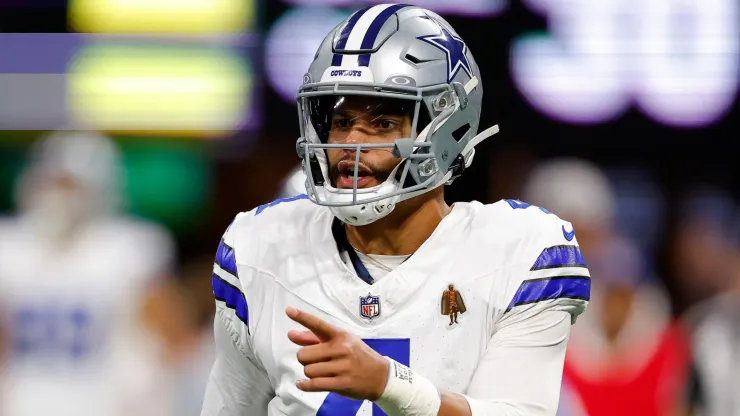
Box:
678;191;740;416
668;188;737;310
521;158;692;416
0;132;178;416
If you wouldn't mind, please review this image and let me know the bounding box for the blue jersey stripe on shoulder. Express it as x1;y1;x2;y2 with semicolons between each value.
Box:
357;4;410;66
505;198;552;214
530;245;587;270
255;193;308;215
215;239;238;277
212;274;249;327
507;276;591;311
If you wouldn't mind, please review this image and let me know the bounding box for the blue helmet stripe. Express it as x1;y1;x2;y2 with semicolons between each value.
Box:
331;6;371;67
357;4;410;67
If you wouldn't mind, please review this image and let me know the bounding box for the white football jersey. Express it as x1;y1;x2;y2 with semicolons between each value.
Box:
0;216;175;416
205;197;590;416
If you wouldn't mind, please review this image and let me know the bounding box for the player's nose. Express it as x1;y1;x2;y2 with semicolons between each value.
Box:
338;130;376;156
341;123;376;145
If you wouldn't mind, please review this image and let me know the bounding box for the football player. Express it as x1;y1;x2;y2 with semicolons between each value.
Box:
201;4;590;416
0;132;177;416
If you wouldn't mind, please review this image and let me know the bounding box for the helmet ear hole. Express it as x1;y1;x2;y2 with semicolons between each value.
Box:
360;206;366;212
451;123;471;142
416;104;432;135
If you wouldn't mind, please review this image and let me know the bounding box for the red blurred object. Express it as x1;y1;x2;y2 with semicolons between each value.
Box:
562;322;692;416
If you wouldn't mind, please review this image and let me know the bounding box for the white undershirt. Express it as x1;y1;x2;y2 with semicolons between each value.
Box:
352;250;409;281
337;245;410;282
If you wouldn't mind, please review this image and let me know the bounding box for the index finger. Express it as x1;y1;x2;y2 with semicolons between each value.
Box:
286;307;338;341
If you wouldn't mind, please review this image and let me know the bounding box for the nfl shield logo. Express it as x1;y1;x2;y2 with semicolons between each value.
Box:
359;293;381;320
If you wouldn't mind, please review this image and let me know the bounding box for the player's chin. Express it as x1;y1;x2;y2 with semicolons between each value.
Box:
335;174;379;189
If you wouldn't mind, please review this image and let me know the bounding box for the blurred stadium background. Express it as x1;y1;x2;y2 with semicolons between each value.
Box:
0;0;738;415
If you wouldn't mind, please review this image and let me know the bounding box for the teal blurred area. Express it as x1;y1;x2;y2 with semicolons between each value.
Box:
0;135;212;234
117;138;212;233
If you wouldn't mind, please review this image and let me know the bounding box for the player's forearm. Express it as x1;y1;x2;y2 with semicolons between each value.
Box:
443;390;551;416
437;390;472;416
379;386;535;416
373;360;473;416
376;358;541;416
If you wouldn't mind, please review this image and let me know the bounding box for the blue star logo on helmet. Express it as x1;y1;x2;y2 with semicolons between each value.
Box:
417;24;472;83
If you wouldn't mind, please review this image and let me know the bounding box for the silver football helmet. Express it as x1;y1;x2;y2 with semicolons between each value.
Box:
296;3;499;226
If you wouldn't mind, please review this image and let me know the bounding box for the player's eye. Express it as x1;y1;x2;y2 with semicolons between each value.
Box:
332;117;351;129
375;119;397;130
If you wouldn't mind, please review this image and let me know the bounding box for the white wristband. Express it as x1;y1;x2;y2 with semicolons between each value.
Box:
374;356;442;416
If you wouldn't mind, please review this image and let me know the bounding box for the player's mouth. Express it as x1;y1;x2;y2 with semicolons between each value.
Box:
335;160;376;189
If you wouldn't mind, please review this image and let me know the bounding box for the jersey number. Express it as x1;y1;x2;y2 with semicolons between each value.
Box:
11;305;93;361
316;338;410;416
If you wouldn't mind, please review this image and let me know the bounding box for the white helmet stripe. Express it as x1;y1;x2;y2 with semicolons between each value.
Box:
340;4;396;67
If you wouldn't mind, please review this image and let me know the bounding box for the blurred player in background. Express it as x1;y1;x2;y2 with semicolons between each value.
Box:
202;4;590;416
0;131;178;416
522;159;691;416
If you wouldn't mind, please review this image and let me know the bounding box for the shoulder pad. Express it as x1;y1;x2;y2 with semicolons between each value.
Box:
481;199;590;322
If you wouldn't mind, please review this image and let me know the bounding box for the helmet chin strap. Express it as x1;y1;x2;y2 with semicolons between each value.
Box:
462;124;499;169
458;76;499;169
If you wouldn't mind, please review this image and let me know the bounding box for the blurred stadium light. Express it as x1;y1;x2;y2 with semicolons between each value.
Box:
511;0;740;127
280;0;507;17
68;0;255;34
0;34;80;130
266;7;351;102
67;43;252;137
